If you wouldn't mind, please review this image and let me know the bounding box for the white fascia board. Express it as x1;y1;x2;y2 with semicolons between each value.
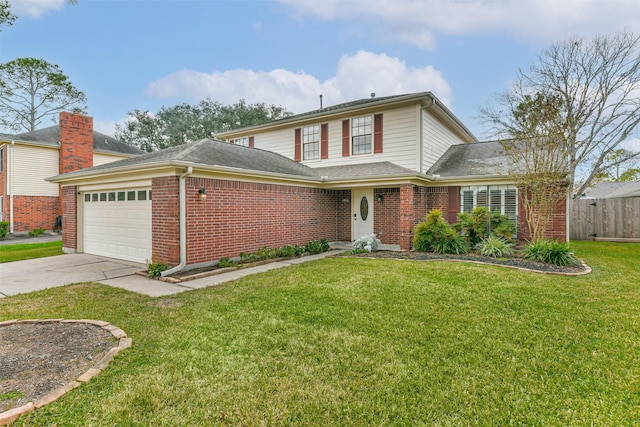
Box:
428;174;513;186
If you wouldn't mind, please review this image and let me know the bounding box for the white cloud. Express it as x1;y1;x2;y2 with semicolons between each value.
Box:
622;136;640;153
146;51;453;113
278;0;640;50
11;0;65;19
93;118;121;138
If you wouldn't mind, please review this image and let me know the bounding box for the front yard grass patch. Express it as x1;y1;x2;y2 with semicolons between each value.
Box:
0;241;63;263
1;241;639;425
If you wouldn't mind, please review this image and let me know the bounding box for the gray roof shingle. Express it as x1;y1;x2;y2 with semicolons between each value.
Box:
10;126;144;155
312;162;417;180
53;138;320;179
427;141;510;177
581;181;640;198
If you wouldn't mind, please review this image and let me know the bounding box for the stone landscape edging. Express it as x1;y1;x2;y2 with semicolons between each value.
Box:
354;256;592;276
0;319;131;425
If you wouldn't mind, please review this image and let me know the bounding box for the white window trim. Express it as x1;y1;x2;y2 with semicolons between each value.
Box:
351;115;372;155
302;124;320;160
460;185;518;219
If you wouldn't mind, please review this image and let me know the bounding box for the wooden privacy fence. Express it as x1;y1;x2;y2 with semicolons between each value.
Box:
571;197;640;241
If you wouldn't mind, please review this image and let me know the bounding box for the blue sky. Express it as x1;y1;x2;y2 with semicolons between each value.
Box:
2;0;639;150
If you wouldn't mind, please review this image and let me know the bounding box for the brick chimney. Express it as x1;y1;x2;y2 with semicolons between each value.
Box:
59;112;93;174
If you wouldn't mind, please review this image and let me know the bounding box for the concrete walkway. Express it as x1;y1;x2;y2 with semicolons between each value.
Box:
0;251;343;298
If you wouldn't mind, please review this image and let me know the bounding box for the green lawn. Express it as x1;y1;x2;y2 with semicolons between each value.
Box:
0;240;63;263
1;241;639;426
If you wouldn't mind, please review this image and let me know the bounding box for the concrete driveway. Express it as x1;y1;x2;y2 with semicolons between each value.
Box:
0;250;343;299
0;253;189;298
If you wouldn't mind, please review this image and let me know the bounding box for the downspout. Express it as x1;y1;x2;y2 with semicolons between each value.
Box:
161;166;192;277
8;140;14;234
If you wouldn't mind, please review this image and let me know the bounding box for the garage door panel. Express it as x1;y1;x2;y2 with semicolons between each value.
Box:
83;188;152;264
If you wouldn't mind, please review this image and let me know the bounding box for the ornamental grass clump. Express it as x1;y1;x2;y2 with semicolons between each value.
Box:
523;238;578;266
475;235;514;258
454;207;516;245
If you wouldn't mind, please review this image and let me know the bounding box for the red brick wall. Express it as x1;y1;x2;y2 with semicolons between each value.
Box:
374;188;400;245
398;184;415;250
61;186;77;250
518;196;567;242
425;186;449;213
152;176;348;266
9;196;60;232
336;190;351;242
151;176;180;264
0;145;6;223
59;112;93;174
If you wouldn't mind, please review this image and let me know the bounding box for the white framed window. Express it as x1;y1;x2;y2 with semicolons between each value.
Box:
460;185;518;221
234;137;248;147
351;115;372;155
302;125;320;160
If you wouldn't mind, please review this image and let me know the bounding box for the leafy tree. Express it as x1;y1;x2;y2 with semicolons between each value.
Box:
498;93;570;241
482;30;640;198
593;148;640;182
115;98;292;152
0;0;16;31
0;58;87;132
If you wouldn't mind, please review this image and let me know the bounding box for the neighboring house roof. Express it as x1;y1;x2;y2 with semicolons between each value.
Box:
49;138;320;181
215;92;477;143
581;181;640;198
7;126;144;156
427;140;509;178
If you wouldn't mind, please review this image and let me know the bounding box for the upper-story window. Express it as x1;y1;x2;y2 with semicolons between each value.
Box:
234;137;248;147
351;115;372;155
303;125;320;160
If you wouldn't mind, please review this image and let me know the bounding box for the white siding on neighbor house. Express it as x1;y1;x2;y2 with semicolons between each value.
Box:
422;109;468;173
12;145;59;196
93;152;128;166
251;104;422;171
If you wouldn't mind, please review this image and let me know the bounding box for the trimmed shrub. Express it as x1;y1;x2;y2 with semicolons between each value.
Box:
523;239;578;266
412;209;450;252
305;240;324;254
475;235;514;258
28;227;46;237
0;221;8;238
217;257;238;268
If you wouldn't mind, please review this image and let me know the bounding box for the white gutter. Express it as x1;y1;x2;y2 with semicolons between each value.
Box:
161;166;192;277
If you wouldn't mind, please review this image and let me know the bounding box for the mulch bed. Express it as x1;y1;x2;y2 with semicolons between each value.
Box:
339;251;587;274
0;322;115;413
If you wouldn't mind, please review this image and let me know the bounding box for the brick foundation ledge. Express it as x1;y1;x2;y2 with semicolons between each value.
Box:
0;319;131;425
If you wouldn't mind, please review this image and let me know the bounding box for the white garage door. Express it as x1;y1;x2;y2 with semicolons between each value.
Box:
83;188;152;263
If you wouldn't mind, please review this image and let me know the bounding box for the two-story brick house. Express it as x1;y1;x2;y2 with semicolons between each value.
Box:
48;92;566;270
